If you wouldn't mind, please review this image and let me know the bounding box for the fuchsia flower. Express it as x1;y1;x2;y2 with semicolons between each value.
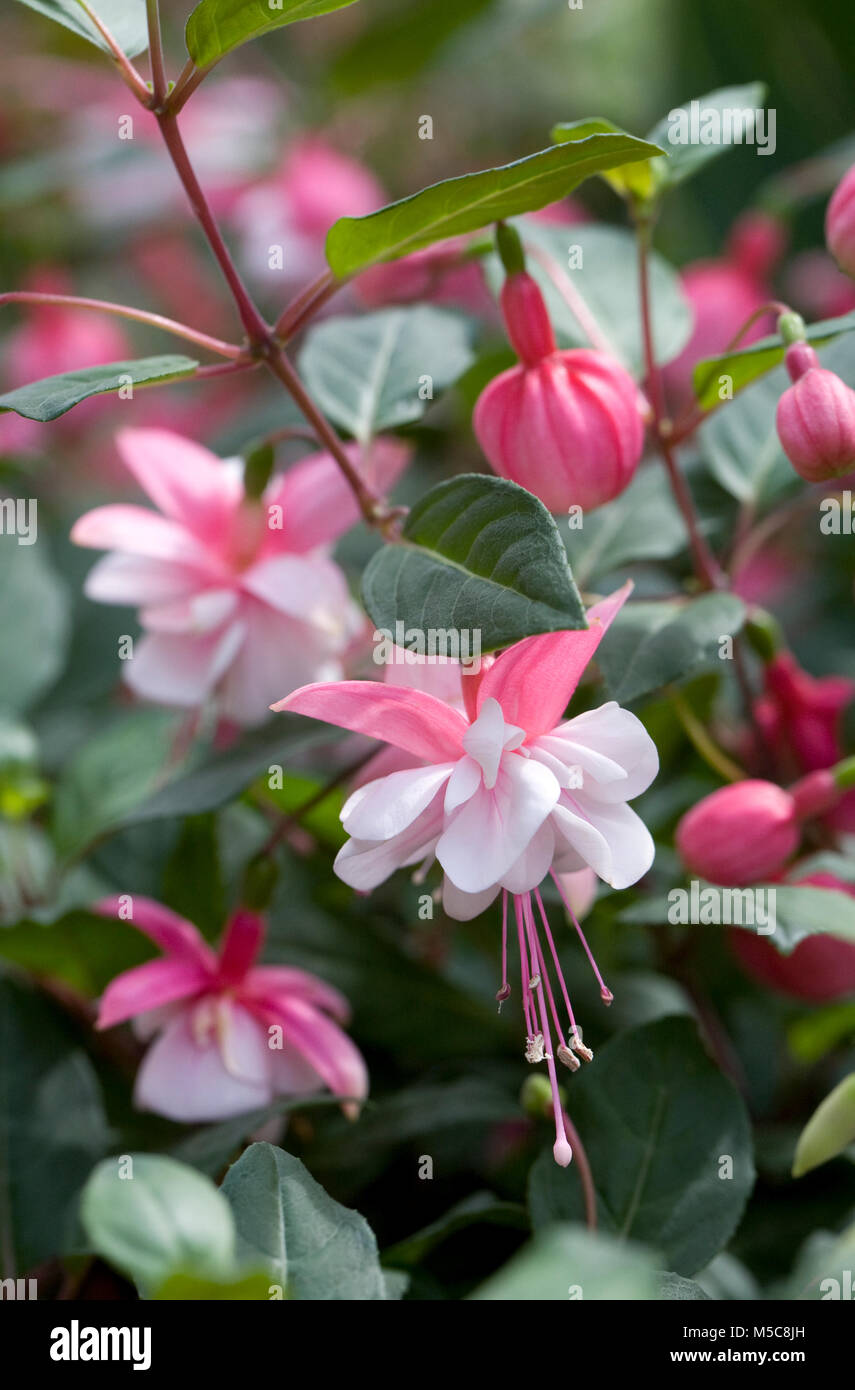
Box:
96;897;367;1122
274;583;658;1165
730;870;855;1002
473;272;644;512
675;771;840;887
71;428;407;726
776;341;855;482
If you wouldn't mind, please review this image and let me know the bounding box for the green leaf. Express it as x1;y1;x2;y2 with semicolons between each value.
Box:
646;83;769;192
0;978;111;1274
0;356;198;422
185;0;360;69
153;1269;275;1299
361;474;586;652
485;221;691;376
161;814;225;938
298;307;475;443
221;1143;388;1300
330;0;494;94
596;594;746;704
0;909;153;996
52;710;181;860
12;0;149;57
693;310;855;409
80;1154;237;1295
698;367;798;508
739;884;855;952
470;1224;658;1300
561;466;686;585
793;1074;855;1178
0;541;70;713
528;1017;754;1276
384;1193;528;1267
551;117;659;202
326;130;664;278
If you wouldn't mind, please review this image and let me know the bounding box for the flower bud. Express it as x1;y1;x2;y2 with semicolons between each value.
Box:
676;780;800;886
473;271;644;512
730;871;855;1001
825;162;855;279
776;343;855;482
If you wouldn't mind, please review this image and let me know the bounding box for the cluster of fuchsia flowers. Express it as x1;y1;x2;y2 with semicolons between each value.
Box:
4;7;855;1167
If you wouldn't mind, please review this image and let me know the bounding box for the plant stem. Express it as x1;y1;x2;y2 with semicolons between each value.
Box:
274;269;340;341
561;1110;597;1230
77;0;151;103
525;241;618;358
0;291;243;359
155;112;271;344
635;216;727;591
264;348;399;532
259;748;378;857
145;0;168;108
168;59;208;113
670;688;745;782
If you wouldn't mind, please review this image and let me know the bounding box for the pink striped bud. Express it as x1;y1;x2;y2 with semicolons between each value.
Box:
776;343;855;482
474;272;644;512
825;162;855;279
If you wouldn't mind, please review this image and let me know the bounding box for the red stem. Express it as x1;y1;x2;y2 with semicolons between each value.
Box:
77;0;150;104
636;219;727;591
146;0;169;109
561;1110;597;1230
0;291;243;360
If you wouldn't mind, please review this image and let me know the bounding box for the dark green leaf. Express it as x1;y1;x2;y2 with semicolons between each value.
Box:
222;1142;388;1300
698;366;798;508
361;474;586;652
185;0;360;69
597;594;746;703
384;1193;527;1266
161;814;225;938
0;910;153;996
0;356;198;422
528;1017;754;1275
551;117;659;202
12;0;148;57
0;978;111;1274
298;307;475;443
561;466;686;584
80;1154;237;1295
659;1271;711;1299
326;130;664;277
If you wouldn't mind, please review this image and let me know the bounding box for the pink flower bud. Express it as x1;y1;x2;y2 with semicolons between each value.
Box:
676;780;801;886
730;871;855;1001
776;343;855;482
727;210;787;282
473;272;644;512
825;162;855;279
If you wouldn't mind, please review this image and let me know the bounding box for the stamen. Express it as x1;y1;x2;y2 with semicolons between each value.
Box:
533;886;579;1037
525;1034;546;1063
521;893;572;1166
557;1043;581;1072
513;896;537;1038
570;1030;594;1063
550;870;613;1005
495;890;511;1009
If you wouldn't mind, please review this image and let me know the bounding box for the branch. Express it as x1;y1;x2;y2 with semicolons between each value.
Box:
76;0;151;104
145;0;168;108
0;291;243;360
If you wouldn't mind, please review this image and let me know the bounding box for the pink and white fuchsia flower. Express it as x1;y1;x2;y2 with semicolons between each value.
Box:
274;583;658;1165
96;897;367;1122
71;428;407;726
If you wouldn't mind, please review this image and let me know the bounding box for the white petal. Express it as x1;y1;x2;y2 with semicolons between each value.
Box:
571;796;655;888
501;818;555;894
341;764;452;840
334;802;443;892
444;755;482;813
551;703;659;803
441;877;501;922
437;753;559;894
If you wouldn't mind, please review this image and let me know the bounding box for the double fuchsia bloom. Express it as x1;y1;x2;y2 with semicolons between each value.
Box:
96;897;367;1122
776;342;855;482
274;584;659;1166
473;271;644;513
71;428;407;726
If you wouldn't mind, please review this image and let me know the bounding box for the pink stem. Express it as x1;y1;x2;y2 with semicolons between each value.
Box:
549;873;612;1004
77;0;150;104
0;292;243;360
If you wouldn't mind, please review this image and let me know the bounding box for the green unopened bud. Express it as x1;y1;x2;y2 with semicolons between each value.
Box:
495;221;526;278
777;310;807;346
521;1073;562;1119
243;442;275;500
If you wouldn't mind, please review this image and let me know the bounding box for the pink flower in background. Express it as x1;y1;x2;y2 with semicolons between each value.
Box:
730;870;855;1001
275;582;658;1165
96;897;367;1122
235;136;384;285
662;211;786;416
71;428;408;725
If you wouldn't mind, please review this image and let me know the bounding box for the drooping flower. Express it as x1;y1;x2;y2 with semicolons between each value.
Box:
826;162;855;280
71;428;407;726
473;271;645;512
273;583;659;1164
95;896;367;1122
675;771;841;887
730;870;855;1002
776;341;855;482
